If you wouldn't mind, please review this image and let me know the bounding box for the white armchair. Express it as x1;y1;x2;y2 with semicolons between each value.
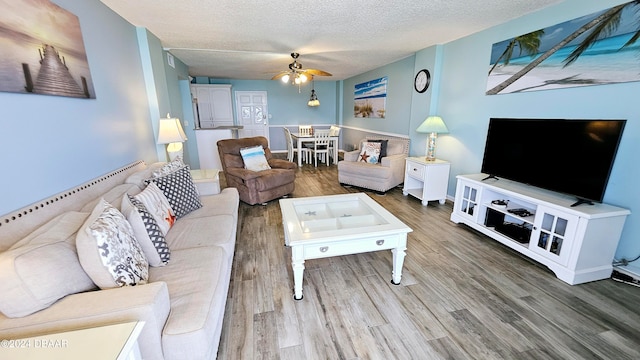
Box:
337;137;409;193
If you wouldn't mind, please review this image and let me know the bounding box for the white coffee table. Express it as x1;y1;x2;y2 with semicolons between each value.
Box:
279;193;413;300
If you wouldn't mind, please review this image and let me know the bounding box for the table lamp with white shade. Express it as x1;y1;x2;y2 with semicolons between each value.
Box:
416;115;448;161
157;113;187;161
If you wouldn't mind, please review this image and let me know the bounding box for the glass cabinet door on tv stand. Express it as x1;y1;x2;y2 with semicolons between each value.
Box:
455;180;481;222
530;205;578;267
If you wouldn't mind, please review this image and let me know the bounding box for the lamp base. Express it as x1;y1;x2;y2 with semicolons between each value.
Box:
166;142;184;161
425;133;437;161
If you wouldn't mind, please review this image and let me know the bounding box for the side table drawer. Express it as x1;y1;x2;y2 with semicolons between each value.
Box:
303;235;400;259
406;162;425;180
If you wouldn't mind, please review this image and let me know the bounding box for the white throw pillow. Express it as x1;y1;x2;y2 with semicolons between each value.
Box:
240;145;271;171
76;199;149;289
0;212;96;318
133;182;176;235
121;194;171;267
359;142;381;164
152;156;185;177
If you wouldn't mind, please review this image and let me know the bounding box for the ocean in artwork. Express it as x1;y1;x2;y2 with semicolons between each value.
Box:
354;76;387;118
487;1;640;94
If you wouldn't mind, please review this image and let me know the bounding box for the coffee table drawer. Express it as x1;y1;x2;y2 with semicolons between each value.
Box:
303;235;400;259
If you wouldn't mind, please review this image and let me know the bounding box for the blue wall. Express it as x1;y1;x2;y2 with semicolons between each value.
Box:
341;55;415;149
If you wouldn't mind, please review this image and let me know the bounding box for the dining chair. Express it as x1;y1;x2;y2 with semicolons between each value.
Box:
328;126;341;163
283;127;295;162
298;125;313;136
310;130;331;166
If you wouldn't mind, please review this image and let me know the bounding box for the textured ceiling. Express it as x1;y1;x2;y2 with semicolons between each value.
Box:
100;0;563;80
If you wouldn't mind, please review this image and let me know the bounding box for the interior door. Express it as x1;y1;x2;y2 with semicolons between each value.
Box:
235;91;268;141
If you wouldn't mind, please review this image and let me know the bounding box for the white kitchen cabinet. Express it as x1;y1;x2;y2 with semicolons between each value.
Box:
191;84;233;128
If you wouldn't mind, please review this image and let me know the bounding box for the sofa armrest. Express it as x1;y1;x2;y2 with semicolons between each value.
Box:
380;153;406;167
343;150;361;162
0;282;170;360
268;158;297;170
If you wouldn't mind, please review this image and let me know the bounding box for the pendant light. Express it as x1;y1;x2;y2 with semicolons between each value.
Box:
307;77;320;107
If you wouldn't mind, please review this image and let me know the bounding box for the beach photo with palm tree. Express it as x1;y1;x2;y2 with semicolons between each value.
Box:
486;0;640;95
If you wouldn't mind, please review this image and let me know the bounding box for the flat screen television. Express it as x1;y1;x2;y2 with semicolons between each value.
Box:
481;118;626;206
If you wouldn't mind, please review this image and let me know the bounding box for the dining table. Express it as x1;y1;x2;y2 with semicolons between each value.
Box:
290;132;339;167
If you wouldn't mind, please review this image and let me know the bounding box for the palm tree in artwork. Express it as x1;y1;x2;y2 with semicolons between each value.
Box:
488;29;545;75
486;0;640;95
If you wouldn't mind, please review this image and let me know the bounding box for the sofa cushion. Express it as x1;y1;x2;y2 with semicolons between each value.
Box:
76;199;149;289
251;169;296;191
240;145;272;171
165;215;236;255
145;166;202;219
121;195;171;267
0;212;96;318
149;246;231;360
359;142;381;164
133;182;176;235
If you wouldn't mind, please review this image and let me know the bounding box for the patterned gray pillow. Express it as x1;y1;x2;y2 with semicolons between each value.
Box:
122;194;171;266
76;199;149;289
146;165;202;218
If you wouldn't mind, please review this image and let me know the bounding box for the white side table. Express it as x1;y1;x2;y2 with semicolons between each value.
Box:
0;321;144;360
190;169;220;195
402;157;450;206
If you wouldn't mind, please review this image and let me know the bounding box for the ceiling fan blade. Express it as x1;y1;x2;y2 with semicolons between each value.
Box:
271;71;290;80
303;69;333;77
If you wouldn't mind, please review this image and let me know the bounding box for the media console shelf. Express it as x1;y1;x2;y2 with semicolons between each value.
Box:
450;174;630;285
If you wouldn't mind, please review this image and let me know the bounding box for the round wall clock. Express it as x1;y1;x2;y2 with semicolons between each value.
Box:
414;69;431;93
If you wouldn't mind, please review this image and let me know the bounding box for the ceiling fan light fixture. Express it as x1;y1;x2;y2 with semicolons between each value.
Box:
281;74;290;83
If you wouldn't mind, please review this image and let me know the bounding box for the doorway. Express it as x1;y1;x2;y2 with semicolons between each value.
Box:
235;91;269;141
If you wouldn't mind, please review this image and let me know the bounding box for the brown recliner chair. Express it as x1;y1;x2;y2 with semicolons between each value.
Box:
217;136;297;205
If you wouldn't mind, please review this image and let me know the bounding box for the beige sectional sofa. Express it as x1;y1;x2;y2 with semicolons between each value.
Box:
0;160;239;360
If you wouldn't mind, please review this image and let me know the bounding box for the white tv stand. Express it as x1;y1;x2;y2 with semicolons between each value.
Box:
450;174;630;285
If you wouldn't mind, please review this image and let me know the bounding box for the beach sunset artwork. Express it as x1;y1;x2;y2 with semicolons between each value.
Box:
354;76;387;118
486;1;640;95
0;0;95;98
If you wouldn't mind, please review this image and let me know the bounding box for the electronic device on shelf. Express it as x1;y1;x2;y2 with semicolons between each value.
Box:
507;208;534;217
480;118;626;207
491;199;508;208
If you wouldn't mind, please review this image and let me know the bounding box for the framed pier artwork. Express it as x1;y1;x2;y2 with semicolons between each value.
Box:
0;0;96;99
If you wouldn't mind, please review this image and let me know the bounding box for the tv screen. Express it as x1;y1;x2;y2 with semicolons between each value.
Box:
481;118;626;205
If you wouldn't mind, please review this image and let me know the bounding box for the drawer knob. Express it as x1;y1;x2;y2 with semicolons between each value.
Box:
376;240;385;246
320;246;329;252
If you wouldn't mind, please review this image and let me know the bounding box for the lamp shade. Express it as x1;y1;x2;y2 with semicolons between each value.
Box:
157;115;187;144
416;116;449;134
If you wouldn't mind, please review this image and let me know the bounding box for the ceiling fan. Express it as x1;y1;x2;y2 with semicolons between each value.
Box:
271;53;332;85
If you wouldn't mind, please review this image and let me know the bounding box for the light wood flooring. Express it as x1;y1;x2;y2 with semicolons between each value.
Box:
217;164;640;360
